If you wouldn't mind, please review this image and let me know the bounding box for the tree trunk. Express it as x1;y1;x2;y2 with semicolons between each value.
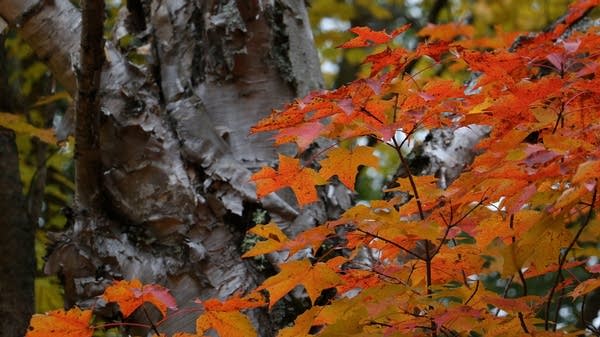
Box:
1;0;323;335
0;32;35;337
0;127;34;337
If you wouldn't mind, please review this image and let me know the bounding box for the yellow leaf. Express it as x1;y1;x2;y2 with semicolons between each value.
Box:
0;112;56;144
258;260;342;308
277;306;320;337
196;311;257;337
319;146;379;190
242;223;289;258
572;160;600;184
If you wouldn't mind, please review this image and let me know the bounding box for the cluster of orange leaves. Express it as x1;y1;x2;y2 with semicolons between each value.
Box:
29;0;600;336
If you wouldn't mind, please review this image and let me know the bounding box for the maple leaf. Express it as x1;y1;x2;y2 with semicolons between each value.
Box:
564;0;600;26
0;112;57;144
200;292;266;312
338;25;409;49
570;278;600;298
26;307;93;337
319;146;379;190
102;279;177;318
251;154;326;206
418;23;475;42
257;259;342;308
572;160;600;184
277;306;320;337
242;223;289;258
196;310;257;337
274;122;324;151
282;225;333;256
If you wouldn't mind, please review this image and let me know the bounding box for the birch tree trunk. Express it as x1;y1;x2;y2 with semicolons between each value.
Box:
1;0;324;335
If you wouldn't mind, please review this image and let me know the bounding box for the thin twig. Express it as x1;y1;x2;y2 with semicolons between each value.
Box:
142;307;161;336
544;182;597;330
518;312;530;334
356;228;424;260
464;279;480;305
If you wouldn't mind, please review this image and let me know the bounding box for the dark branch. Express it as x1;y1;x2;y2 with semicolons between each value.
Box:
76;0;105;211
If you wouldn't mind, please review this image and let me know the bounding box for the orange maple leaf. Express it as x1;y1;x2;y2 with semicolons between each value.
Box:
257;259;342;308
196;311;257;337
319;146;379;190
570;278;600;298
102;279;177;318
27;307;93;337
418;23;474;42
338;25;409;48
242;223;289;258
276;306;321;337
199;292;266;312
251;154;326;206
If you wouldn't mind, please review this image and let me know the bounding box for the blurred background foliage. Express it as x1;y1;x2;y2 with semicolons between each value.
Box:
0;0;574;316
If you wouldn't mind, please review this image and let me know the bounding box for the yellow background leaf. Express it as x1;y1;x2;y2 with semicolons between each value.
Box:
0;112;56;144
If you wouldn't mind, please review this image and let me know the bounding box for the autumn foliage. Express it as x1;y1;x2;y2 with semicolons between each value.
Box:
28;0;600;336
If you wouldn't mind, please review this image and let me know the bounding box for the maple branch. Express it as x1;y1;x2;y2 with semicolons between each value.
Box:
427;0;449;23
431;198;485;259
518;312;530;334
552;101;565;134
142;307;161;336
94;322;152;330
544;181;597;330
510;214;529;296
356;228;424;260
75;0;105;211
552;284;566;332
366;320;393;327
463;279;479;305
509;214;530;335
392;136;425;220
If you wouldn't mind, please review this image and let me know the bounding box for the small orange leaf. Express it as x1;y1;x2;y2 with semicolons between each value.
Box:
242;223;289;258
338;25;409;49
252;154;326;206
283;225;333;256
418;23;474;42
196;310;257;337
570;278;600;298
200;292;266;312
319;146;379;190
257;260;342;308
26;307;93;337
102;279;177;318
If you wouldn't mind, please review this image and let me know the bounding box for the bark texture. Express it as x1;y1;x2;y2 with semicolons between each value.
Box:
2;0;325;335
0;128;34;337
